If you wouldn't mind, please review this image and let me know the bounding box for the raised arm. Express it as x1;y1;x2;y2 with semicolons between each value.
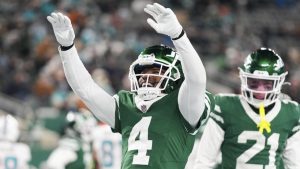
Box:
47;12;116;127
144;3;206;127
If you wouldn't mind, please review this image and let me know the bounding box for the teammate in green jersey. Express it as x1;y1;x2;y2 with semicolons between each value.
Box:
195;48;300;169
47;3;213;169
44;109;97;169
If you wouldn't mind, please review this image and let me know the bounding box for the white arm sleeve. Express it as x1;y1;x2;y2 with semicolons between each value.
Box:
59;46;116;128
173;33;206;127
46;148;77;169
194;118;224;169
283;130;300;169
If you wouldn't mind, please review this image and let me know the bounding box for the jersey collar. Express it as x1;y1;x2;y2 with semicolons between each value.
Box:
134;94;166;113
240;96;281;124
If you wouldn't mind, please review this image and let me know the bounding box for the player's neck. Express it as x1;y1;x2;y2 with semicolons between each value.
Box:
249;103;275;115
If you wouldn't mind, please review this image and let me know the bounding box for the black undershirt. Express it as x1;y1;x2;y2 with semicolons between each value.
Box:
249;103;275;115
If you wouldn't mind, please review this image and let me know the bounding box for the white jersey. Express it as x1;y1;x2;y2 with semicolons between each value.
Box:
0;141;31;169
92;124;122;169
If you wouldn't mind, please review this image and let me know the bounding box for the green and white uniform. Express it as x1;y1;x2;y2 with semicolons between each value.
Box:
195;94;300;169
59;12;210;168
113;90;213;169
45;137;94;169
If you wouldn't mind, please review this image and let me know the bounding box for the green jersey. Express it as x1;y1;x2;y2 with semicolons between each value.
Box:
113;89;214;169
208;94;300;169
46;137;94;169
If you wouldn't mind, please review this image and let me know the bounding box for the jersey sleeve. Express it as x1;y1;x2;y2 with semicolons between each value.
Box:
180;91;215;134
282;104;300;168
194;118;224;169
283;130;300;169
209;94;226;130
289;104;300;137
200;91;215;126
111;91;124;133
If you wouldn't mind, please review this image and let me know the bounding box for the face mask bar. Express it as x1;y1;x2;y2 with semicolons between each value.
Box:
129;54;180;100
239;68;287;107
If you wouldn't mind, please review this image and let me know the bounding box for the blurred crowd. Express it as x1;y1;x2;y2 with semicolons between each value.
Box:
1;0;300;168
1;0;300;107
1;0;300;108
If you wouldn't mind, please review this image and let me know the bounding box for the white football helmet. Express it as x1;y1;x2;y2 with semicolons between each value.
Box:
0;114;20;142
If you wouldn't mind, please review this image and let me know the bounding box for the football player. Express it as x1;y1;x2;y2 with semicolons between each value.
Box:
92;122;122;169
44;109;97;169
194;48;300;169
47;2;213;169
0;113;32;169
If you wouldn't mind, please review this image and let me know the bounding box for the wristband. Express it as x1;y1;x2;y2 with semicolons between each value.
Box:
172;29;185;40
60;43;74;51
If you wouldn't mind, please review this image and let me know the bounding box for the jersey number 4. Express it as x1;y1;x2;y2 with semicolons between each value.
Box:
128;117;153;165
237;131;279;169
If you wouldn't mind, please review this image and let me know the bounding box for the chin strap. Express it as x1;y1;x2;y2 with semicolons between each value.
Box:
257;103;271;134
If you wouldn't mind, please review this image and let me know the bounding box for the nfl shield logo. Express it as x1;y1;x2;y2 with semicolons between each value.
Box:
141;105;147;113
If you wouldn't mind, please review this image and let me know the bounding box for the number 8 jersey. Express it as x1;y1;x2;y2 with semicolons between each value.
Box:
0;141;31;169
195;94;300;169
113;89;214;169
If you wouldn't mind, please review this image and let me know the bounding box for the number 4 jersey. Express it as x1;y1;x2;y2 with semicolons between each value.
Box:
196;94;300;169
113;89;214;169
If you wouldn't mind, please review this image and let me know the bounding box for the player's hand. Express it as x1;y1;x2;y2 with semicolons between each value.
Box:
47;12;75;47
144;3;182;39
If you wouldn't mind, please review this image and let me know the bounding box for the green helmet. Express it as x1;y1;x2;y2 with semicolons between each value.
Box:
239;48;288;107
64;109;97;142
129;45;184;100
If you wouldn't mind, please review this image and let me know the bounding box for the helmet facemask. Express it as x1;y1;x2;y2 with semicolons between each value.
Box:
240;69;287;107
129;45;182;101
239;48;288;108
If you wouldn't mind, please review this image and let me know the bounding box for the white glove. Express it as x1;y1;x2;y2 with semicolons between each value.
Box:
47;12;75;47
144;3;183;39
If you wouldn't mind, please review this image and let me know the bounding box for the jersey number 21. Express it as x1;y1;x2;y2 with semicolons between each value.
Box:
237;131;279;169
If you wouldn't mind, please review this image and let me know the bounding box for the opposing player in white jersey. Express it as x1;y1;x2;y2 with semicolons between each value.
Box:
0;113;32;169
92;123;122;169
